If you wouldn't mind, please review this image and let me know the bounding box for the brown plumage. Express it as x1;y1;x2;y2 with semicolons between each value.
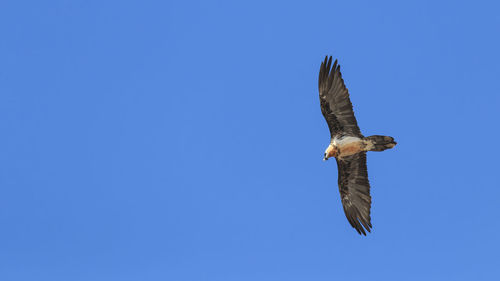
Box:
318;56;396;235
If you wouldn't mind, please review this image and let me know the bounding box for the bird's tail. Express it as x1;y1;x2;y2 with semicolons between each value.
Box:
364;135;397;151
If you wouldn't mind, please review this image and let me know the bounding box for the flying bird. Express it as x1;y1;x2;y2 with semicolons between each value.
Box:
318;56;396;235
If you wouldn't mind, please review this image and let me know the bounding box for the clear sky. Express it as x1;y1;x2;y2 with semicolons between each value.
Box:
1;0;499;280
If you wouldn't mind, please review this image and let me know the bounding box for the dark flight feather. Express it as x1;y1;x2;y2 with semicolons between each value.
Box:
318;56;362;138
336;152;372;235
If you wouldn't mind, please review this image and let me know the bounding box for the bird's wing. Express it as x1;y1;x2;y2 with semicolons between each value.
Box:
336;152;372;235
318;56;362;138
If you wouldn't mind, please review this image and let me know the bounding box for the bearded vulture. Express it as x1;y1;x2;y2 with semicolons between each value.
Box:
319;56;396;235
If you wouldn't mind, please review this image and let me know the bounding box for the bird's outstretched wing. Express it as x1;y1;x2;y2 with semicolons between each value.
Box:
336;152;372;235
318;56;362;138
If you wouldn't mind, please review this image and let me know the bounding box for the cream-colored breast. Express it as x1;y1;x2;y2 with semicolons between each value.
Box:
333;136;364;158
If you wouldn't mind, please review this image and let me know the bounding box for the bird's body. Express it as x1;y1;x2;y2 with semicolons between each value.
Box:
318;56;396;235
326;135;396;159
330;135;365;158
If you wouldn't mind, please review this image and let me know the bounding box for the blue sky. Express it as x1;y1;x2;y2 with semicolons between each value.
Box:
1;0;499;280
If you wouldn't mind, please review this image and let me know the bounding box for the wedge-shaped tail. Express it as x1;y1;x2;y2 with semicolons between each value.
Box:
364;135;397;151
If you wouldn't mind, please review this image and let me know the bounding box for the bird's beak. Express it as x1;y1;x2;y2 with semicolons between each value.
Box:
323;157;328;161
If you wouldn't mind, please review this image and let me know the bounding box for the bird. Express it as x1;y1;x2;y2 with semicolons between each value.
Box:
318;55;396;235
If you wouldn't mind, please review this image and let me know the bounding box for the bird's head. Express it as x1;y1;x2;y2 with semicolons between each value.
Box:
323;144;338;161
